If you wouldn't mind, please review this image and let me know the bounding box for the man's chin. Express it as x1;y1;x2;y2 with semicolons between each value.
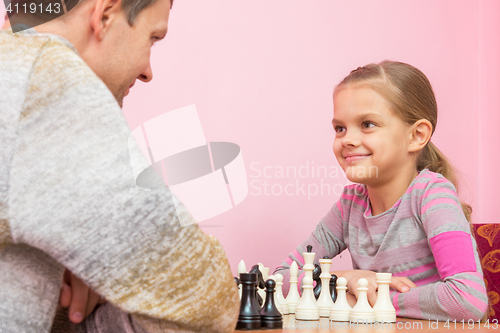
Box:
112;91;125;108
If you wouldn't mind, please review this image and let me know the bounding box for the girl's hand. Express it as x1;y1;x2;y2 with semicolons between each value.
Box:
59;269;106;323
331;270;416;306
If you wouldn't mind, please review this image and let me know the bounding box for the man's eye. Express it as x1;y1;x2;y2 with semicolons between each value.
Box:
152;37;162;45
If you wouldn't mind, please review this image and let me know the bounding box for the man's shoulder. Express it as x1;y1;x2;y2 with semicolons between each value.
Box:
0;30;83;74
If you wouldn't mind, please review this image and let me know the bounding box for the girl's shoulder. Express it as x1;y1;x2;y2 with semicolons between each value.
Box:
410;169;458;196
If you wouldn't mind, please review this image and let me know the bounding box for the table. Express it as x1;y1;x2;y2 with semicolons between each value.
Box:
237;315;498;332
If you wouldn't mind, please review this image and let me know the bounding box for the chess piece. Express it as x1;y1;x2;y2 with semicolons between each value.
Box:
316;258;334;317
330;276;351;322
268;275;283;314
260;279;283;329
295;275;319;320
349;278;375;323
373;273;396;322
263;267;270;280
249;264;265;307
258;263;269;281
238;260;247;277
238;260;247;299
295;246;319;320
303;245;315;282
330;275;338;303
274;274;289;315
234;277;240;289
236;273;261;330
286;261;300;314
312;263;322;300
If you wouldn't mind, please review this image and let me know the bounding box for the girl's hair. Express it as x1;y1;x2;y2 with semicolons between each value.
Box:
334;61;472;222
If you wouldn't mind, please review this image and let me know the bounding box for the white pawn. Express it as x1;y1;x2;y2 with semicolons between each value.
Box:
330;277;351;321
316;258;334;317
295;275;319;320
237;260;247;299
373;273;396;322
275;274;289;315
286;261;300;314
350;278;375;323
268;275;283;314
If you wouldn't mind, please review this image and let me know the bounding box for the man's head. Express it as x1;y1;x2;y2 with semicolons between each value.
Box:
33;0;173;107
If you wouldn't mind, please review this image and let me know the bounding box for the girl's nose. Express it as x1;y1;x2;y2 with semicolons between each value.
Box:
341;130;361;148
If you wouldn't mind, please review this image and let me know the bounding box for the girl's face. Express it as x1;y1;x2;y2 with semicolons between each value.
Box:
332;86;414;186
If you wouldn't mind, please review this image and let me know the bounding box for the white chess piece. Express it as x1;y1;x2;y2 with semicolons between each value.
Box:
350;278;375;323
295;275;319;320
263;266;270;281
286;261;300;314
275;273;289;315
316;258;334;317
330;276;351;321
268;275;283;314
237;260;247;299
295;250;319;320
373;273;396;322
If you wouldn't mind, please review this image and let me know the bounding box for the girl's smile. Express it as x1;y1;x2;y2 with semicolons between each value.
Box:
332;86;415;187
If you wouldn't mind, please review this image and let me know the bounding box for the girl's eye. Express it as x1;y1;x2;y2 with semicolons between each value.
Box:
362;121;376;129
334;126;346;133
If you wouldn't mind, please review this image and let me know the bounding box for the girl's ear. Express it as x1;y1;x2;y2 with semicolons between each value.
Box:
408;119;432;153
90;0;121;41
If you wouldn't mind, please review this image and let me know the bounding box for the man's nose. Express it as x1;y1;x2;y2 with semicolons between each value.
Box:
138;63;153;83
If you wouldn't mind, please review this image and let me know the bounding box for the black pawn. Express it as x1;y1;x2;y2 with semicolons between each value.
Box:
260;279;283;329
330;274;338;303
236;273;261;330
307;245;313;253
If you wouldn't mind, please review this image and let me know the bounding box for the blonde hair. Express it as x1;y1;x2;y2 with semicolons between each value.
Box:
334;61;472;221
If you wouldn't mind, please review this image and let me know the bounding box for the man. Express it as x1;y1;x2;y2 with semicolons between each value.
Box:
0;0;239;332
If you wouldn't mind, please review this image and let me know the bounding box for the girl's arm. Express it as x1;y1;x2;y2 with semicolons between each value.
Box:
391;178;488;321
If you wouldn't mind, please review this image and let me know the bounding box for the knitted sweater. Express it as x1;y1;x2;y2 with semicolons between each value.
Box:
275;169;488;321
0;29;239;332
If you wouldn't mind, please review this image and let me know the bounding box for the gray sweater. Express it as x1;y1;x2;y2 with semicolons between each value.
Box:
0;29;239;332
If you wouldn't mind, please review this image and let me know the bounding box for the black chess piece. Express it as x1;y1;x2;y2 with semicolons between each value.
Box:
234;277;240;288
260;279;283;329
312;262;322;300
330;274;338;303
236;273;261;330
249;264;265;307
307;245;313;253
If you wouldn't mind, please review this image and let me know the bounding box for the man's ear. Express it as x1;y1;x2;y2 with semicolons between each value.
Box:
408;119;433;153
90;0;122;41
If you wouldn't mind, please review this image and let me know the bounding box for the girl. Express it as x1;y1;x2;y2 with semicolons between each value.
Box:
275;61;488;321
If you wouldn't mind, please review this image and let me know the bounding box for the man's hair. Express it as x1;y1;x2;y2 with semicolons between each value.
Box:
8;0;170;27
122;0;160;25
66;0;168;25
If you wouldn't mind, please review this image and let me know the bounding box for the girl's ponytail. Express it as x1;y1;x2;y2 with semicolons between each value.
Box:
418;142;472;222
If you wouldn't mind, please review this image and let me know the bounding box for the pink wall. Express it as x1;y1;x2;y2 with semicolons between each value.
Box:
2;1;498;275
121;0;500;275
